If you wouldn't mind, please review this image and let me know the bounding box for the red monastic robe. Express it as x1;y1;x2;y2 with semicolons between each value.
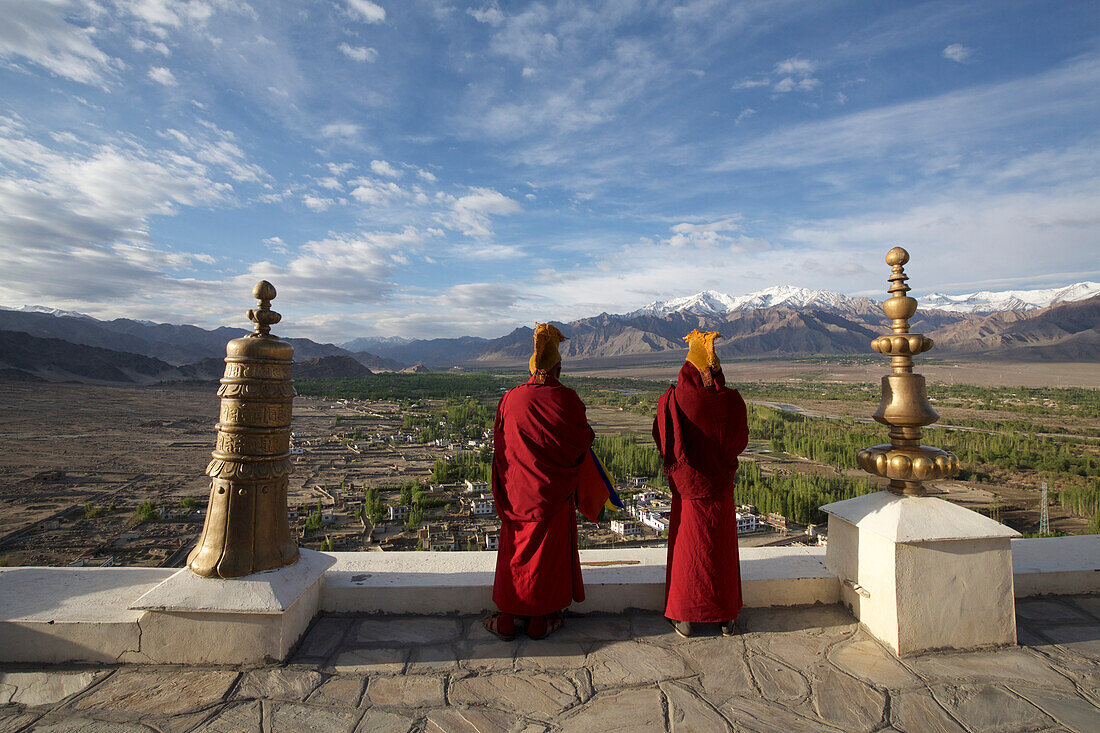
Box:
653;363;749;622
492;373;595;616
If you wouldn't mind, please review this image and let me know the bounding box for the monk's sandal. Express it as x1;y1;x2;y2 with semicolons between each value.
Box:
720;620;738;637
667;618;693;638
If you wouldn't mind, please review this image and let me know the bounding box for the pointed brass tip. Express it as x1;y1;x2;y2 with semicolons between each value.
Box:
253;280;277;301
885;247;909;266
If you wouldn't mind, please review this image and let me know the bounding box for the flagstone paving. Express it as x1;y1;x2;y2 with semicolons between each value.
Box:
1;594;1097;732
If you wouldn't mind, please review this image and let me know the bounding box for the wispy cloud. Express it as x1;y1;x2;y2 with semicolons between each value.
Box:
942;43;974;63
440;187;521;239
147;66;177;86
345;0;386;24
370;159;402;178
338;43;378;62
0;0;118;86
320;122;361;139
715;54;1100;171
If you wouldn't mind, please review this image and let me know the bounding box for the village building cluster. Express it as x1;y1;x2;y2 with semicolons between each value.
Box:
0;390;823;568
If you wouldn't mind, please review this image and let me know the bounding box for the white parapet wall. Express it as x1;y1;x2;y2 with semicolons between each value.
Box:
0;536;1096;665
321;545;838;614
1012;534;1100;596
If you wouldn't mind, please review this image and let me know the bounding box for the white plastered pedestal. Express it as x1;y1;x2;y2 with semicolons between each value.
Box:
822;491;1020;657
127;549;334;665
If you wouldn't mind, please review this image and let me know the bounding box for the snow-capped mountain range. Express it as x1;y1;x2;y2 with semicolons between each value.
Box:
0;304;96;320
627;286;874;317
626;282;1099;317
918;282;1100;314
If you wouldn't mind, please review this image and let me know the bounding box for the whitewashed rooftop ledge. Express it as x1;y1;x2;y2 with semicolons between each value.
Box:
0;536;1096;665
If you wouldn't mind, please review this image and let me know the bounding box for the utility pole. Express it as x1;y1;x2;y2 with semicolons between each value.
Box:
1039;480;1050;537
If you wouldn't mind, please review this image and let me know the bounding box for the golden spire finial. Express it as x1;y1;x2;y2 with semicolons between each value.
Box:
188;280;298;578
248;280;281;336
858;247;958;496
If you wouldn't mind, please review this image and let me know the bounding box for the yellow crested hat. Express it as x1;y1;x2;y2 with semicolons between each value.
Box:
684;329;722;372
529;322;567;375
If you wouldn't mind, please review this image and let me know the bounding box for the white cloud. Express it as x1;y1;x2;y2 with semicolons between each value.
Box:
734;108;756;125
346;0;386;23
715;54;1100;171
320;122;360;139
441;187;521;239
0;123;245;309
416;168;437;182
148;66;178;86
488;5;559;61
943;43;973;63
317;176;342;190
468;6;505;26
302;194;333;211
774;76;819;93
774;57;817;75
773;77;795;93
370;159;403;178
131;38;171;56
161;122;267;183
338;43;378;62
785;188;1100;290
262;236;288;255
732;77;770;90
243;228;423;304
349;178;404;206
328;162;354;176
0;0;118;86
666;217;743;248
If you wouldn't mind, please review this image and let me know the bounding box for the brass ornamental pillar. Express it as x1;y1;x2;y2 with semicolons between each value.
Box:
187;281;299;577
857;248;959;496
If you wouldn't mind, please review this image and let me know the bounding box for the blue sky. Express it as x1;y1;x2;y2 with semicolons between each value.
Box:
1;0;1098;340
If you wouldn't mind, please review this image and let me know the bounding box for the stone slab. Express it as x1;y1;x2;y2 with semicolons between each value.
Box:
559;687;665;732
933;684;1054;732
355;709;417;733
0;671;108;707
233;668;323;702
588;640;691;689
450;672;577;719
365;675;445;707
424;708;519;733
821;492;1019;543
661;681;733;732
262;701;361;732
73;669;238;716
130;549;333;614
1009;685;1100;733
306;676;366;707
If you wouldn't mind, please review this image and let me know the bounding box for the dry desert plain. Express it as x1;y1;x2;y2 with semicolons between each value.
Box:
0;356;1096;566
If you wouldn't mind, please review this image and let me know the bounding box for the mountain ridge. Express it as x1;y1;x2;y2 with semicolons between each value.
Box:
1;285;1096;380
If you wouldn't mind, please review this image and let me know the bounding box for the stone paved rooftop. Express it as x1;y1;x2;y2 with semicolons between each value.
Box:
1;595;1097;732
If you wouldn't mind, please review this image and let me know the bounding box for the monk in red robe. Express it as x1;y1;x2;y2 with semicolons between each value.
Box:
483;323;594;640
653;330;749;637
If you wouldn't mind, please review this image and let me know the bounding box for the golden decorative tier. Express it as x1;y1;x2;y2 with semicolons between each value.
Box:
862;248;959;496
187;281;299;578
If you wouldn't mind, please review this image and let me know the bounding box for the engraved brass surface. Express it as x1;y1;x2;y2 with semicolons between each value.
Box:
861;248;959;496
187;280;299;578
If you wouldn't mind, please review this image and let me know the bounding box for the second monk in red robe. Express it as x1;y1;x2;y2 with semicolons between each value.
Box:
653;329;749;637
485;323;594;640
